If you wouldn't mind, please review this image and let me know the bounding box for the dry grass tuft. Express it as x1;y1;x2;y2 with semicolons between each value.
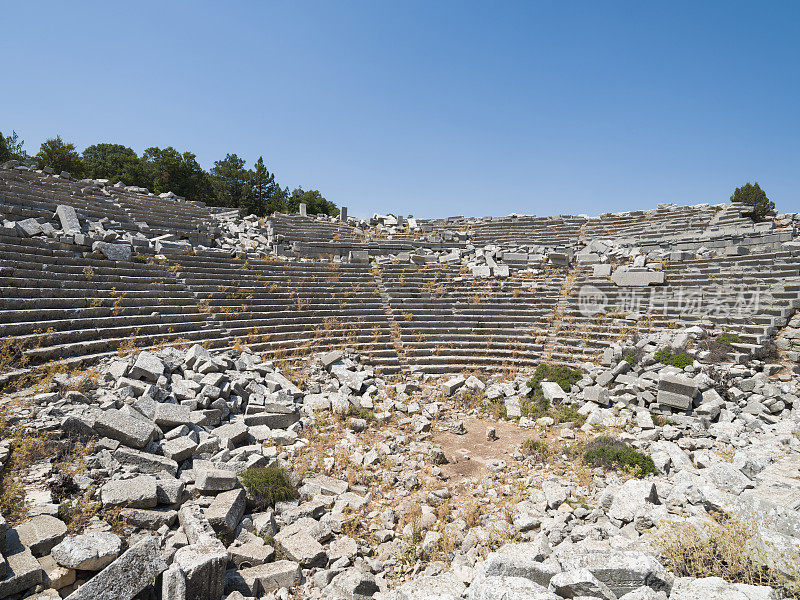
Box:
654;515;800;598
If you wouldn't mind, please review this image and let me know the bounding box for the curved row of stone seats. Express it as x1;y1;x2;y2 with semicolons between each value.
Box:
108;186;216;245
466;215;586;247
1;166;216;245
267;213;363;245
550;250;800;364
0;167;141;236
0;229;228;372
378;263;567;373
636;222;796;257
580;204;718;243
170;253;402;373
283;239;467;261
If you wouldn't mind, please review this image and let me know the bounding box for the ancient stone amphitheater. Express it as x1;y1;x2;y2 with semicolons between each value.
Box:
2;161;798;383
1;161;799;600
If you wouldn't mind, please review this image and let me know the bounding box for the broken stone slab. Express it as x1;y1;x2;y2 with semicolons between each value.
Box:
668;576;776;600
559;549;673;597
63;536;166;600
0;544;42;598
225;560;301;596
154;403;192;428
206;488;246;537
14;515;67;557
228;542;274;568
15;218;42;237
584;385;610;406
276;532;326;567
195;468;238;493
114;447;179;476
549;568;616;600
130;351;166;382
442;375;466;396
173;539;228;600
92;241;131;261
608;480;659;523
541;382;568;402
611;267;665;287
93;409;157;449
55;205;81;235
100;475;158;508
38;553;75;592
162;437;198;462
299;475;348;498
320;350;344;370
51;532;122;571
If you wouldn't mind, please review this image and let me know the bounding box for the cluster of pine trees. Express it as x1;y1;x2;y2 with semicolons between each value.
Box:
0;130;338;218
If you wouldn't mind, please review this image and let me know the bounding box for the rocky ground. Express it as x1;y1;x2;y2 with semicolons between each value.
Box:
0;325;798;600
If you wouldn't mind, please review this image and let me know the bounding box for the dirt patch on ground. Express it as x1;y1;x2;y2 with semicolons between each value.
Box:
432;416;531;491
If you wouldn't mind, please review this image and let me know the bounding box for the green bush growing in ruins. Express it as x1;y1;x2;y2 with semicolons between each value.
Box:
239;466;298;509
654;347;693;368
583;436;657;477
521;438;552;462
522;363;585;424
731;182;775;222
715;333;742;345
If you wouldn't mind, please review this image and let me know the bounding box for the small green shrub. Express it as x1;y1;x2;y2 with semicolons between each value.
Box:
346;406;375;422
715;333;742;345
654;347;693;368
521;438;551;461
522;363;585;424
622;351;637;366
239;466;298;509
132;254;149;264
583;436;657;477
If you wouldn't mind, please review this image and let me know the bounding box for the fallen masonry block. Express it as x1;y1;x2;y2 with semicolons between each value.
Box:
14;515;67;557
225;560;301;596
93;409;157;449
63;536;166;600
55;205;81;235
131;351;166;382
92;241;131;261
206;488;246;537
195;468;238;493
114;447;179;476
611;267;665;287
154;403;192;428
276;531;327;567
0;543;42;598
162;437;198;462
549;568;616;600
100;475;158;508
442;375;466;395
584;385;610;406
541;382;569;402
173;539;228;600
51;532;122;571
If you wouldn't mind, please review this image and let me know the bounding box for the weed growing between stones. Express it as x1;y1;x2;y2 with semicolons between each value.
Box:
654;347;694;368
582;436;657;478
239;465;299;509
522;363;585;424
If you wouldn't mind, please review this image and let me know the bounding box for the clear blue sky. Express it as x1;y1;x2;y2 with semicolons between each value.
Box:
2;1;798;218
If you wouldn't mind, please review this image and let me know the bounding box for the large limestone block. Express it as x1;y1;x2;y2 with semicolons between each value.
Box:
63;536;166;600
93;409;156;449
51;532;122;571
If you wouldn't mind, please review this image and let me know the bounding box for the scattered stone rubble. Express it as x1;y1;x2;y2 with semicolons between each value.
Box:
0;329;797;599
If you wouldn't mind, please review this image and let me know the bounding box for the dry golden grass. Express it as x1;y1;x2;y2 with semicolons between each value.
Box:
654;515;800;598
